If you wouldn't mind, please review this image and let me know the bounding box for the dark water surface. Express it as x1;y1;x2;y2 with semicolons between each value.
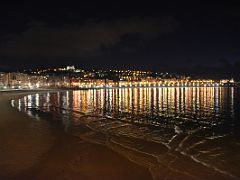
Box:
12;87;240;179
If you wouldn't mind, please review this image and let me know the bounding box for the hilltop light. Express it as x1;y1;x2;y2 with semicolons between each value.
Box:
66;66;75;71
230;78;234;83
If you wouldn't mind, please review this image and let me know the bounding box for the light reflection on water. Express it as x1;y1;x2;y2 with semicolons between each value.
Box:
52;87;234;117
12;87;240;179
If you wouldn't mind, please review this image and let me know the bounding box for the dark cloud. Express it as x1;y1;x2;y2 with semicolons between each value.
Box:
0;16;177;58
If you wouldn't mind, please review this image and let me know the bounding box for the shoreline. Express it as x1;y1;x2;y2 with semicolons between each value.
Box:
0;90;152;180
0;84;238;94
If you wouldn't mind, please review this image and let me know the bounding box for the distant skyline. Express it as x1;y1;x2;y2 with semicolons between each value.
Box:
0;1;240;79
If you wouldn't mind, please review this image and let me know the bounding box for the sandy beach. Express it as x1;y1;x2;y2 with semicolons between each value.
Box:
0;90;151;180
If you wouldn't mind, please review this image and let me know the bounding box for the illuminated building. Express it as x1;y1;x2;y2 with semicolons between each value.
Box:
0;68;237;90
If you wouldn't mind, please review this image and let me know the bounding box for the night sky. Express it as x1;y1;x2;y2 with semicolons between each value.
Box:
0;1;240;78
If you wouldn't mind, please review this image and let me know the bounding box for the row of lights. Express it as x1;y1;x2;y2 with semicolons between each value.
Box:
72;81;225;88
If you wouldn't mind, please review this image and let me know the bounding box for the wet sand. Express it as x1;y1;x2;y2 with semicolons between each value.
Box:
0;91;151;180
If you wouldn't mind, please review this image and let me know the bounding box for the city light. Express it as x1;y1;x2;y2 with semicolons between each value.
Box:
0;66;237;90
